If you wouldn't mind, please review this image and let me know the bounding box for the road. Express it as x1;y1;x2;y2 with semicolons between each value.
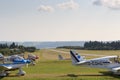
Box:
49;49;108;57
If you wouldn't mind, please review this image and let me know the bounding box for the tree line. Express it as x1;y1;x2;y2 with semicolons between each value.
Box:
84;41;120;50
57;41;120;50
0;42;36;55
57;46;84;50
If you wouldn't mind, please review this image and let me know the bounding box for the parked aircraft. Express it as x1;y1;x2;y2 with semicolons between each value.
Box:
0;53;4;61
58;54;70;60
70;50;120;75
0;53;24;63
0;55;31;77
0;53;39;65
27;53;39;65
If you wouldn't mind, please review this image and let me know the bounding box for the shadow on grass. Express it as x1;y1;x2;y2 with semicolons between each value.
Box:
60;74;107;77
6;74;21;77
100;71;120;79
0;76;4;79
0;74;21;79
59;71;120;79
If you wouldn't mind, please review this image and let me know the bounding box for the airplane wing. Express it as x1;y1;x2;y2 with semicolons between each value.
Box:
76;56;118;65
88;56;118;61
76;60;90;65
112;67;120;73
0;64;12;71
112;67;120;71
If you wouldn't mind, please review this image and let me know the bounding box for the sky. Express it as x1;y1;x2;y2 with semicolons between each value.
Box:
0;0;120;41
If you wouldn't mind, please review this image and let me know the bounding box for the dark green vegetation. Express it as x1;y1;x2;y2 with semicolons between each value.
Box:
57;46;84;50
1;49;120;80
57;41;120;50
0;42;36;55
84;41;120;50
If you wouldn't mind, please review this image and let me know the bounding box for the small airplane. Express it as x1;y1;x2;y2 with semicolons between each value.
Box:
58;54;70;60
0;53;39;65
27;53;39;61
0;53;24;63
27;53;39;65
0;53;4;61
70;50;120;75
0;55;31;77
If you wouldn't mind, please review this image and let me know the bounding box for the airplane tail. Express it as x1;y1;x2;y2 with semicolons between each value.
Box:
0;53;3;58
70;50;85;65
58;54;64;60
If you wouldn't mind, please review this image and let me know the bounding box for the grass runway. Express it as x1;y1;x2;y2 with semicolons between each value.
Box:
1;49;120;80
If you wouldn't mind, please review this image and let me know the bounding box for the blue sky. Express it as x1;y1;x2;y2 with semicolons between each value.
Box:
0;0;120;41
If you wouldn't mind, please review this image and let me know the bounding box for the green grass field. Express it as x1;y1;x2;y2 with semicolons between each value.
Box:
1;49;120;80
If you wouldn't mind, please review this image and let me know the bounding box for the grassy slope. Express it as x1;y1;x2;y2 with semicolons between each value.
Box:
1;49;120;80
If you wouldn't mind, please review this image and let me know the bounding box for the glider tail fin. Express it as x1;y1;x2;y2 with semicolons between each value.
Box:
58;54;64;60
70;50;85;65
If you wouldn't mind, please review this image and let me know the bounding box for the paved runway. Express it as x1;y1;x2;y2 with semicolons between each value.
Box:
49;49;108;57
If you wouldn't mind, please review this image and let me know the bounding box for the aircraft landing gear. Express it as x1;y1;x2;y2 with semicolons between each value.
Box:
0;71;7;77
17;68;26;76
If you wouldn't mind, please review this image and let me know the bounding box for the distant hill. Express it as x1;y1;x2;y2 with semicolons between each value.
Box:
0;41;85;49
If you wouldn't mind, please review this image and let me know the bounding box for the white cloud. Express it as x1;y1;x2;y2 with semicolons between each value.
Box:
37;5;54;12
93;0;120;9
57;0;79;10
